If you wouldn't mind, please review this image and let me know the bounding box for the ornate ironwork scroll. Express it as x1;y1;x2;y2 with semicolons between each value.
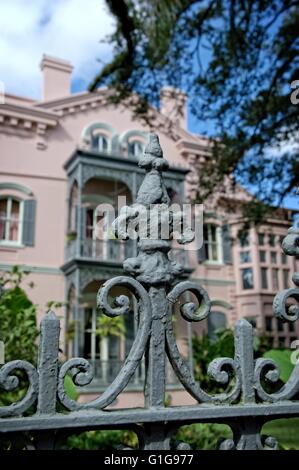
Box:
0;134;298;450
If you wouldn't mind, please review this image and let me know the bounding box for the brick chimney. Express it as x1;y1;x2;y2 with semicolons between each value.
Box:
40;54;73;101
160;87;187;129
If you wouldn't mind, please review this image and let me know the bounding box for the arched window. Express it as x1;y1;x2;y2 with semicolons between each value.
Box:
203;223;222;262
128;140;144;158
91;134;109;153
81;122;117;152
0;197;23;244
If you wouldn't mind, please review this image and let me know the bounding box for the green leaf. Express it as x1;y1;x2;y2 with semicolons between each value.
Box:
263;349;294;383
64;375;78;401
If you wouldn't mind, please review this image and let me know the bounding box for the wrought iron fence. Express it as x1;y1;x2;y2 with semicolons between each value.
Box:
0;133;299;450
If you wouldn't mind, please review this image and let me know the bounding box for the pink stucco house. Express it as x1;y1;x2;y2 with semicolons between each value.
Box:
0;55;297;406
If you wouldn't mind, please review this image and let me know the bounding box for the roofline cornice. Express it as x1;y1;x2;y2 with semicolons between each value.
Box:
34;89;207;147
0;103;58;126
34;89;107;110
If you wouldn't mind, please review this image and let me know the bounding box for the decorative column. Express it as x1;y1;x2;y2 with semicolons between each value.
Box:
76;163;83;258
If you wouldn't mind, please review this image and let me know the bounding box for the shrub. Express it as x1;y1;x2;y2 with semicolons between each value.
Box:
0;267;38;364
175;423;232;450
66;430;138;450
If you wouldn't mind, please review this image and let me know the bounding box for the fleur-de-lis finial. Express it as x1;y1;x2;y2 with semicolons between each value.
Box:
112;133;194;284
136;133;170;207
144;133;164;158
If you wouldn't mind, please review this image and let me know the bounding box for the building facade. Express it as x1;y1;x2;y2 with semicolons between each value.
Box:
0;55;298;406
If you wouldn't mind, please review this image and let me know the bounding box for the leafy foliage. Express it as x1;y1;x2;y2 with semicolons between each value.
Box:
263;349;295;383
64;420;299;449
0;266;38;364
192;326;293;391
90;0;299;211
66;429;138;450
0;267;38;407
96;313;125;338
65;424;232;450
64;375;79;402
175;423;232;450
263;418;299;450
0;267;77;408
176;419;299;449
192;328;234;390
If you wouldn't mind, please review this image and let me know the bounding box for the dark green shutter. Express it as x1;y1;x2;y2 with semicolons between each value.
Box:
222;224;232;264
22;199;36;246
208;311;227;341
197;244;206;263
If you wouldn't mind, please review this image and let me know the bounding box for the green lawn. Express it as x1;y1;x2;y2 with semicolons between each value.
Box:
263;418;299;450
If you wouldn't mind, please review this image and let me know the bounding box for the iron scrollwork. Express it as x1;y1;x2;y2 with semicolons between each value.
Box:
0;361;38;418
0;134;299;450
254;224;299;404
58;276;151;410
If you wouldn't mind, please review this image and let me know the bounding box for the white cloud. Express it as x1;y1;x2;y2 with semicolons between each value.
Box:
265;136;299;159
0;0;115;99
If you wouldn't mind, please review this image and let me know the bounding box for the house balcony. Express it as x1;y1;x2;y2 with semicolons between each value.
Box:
65;238;191;271
65;238;132;264
82;359;181;392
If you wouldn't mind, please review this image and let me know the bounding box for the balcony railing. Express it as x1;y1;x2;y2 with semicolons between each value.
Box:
86;359;179;388
65;238;134;263
65;238;190;268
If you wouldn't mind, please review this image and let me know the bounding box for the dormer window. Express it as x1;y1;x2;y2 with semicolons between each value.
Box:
91;134;109;153
128;140;144;158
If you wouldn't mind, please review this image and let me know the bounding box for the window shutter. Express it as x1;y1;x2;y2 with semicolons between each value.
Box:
208;311;227;341
197;244;206;263
222;224;232;264
22;199;36;246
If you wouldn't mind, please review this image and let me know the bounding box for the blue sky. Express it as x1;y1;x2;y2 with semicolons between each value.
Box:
0;1;212;135
0;0;114;99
